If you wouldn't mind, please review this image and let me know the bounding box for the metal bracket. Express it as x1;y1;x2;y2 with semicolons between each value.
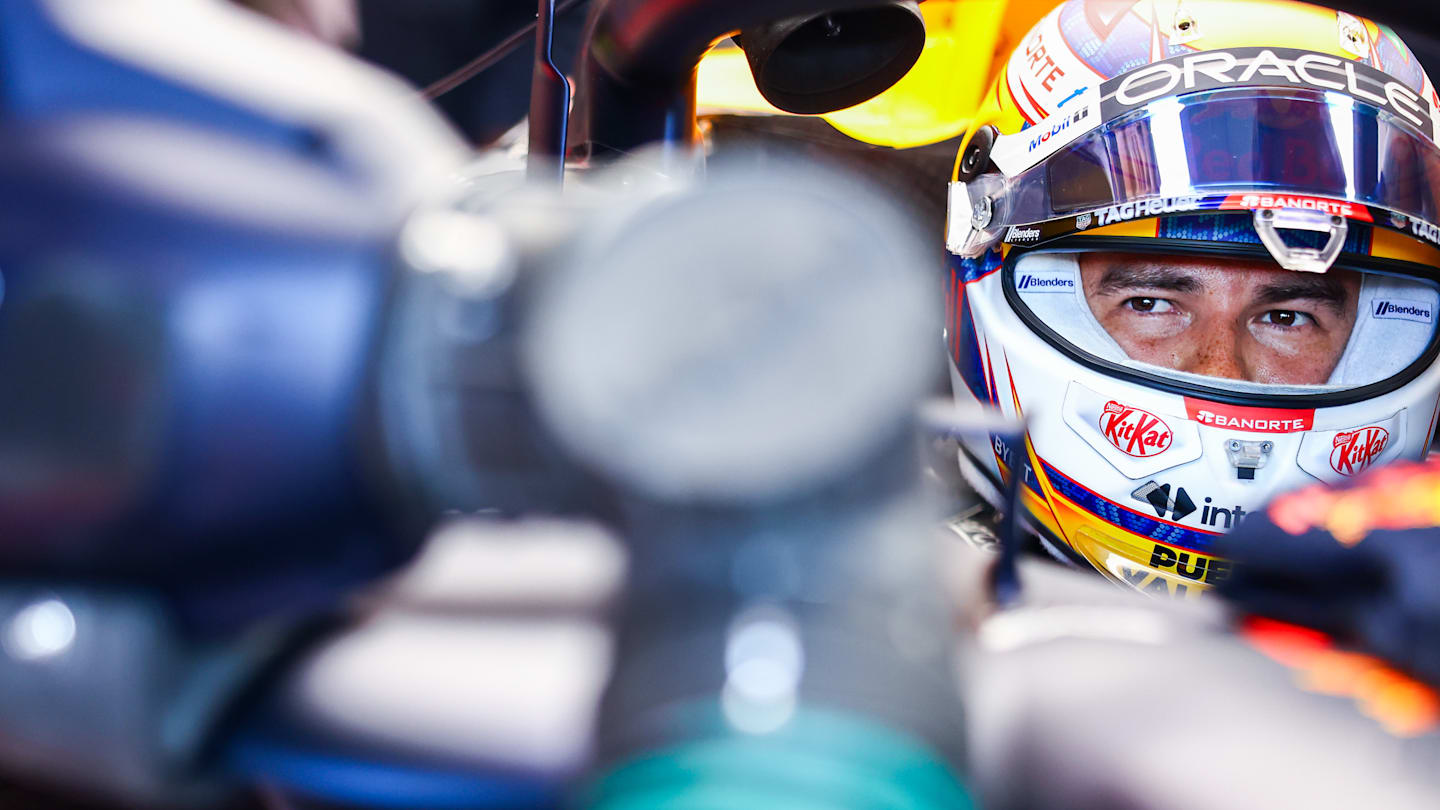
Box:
945;181;973;255
946;182;995;257
1253;208;1347;273
1224;438;1274;480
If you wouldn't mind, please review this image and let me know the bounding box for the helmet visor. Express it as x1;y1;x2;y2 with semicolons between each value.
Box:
1007;249;1440;395
985;86;1440;238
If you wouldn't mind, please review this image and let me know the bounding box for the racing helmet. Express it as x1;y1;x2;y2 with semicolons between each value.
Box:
945;0;1440;597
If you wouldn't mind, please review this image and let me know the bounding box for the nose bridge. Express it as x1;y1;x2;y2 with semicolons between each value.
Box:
1183;316;1249;380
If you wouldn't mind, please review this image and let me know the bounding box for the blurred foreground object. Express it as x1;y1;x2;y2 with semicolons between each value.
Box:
0;0;464;802
234;0;359;46
231;155;973;809
1218;458;1440;688
0;5;975;790
573;0;950;161
731;2;926;116
694;0;1028;239
953;540;1440;810
357;0;592;144
0;0;464;628
699;0;1019;148
525;161;971;809
223;517;625;809
0;0;980;802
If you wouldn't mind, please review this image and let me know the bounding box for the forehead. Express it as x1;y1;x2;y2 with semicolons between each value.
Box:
1076;250;1286;276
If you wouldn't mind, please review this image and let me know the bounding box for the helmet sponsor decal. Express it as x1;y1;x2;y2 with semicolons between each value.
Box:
1133;479;1252;530
1004;225;1042;243
1147;544;1232;586
1199;496;1251;530
1014;270;1075;293
1113;564;1205;598
1097;47;1440;143
1330;426;1390;476
1219;193;1373;222
1297;410;1405;486
1132;480;1196;520
991;432;1043;496
1063;382;1202;479
1412;219;1440;246
999;194;1206;246
1100;401;1174;457
1184;398;1315;433
992;102;1100;174
1004;5;1101;125
1095;196;1202;227
985;191;1440;254
1024;104;1093;155
1019;14;1075;95
1372;298;1434;323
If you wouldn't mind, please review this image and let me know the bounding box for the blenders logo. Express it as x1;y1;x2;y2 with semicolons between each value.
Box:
1184;397;1315;433
1096;196;1203;227
1099;401;1173;457
1005;226;1042;242
1373;298;1434;323
1099;47;1440;141
1015;272;1075;292
1331;426;1389;476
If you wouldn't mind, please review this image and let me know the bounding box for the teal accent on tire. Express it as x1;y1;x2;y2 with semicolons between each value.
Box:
581;703;974;810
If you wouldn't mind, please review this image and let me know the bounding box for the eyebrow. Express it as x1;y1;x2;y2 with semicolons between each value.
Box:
1094;264;1352;311
1095;265;1202;294
1254;275;1350;312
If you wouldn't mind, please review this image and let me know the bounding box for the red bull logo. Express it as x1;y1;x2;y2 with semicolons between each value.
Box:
1100;401;1173;458
1330;427;1389;477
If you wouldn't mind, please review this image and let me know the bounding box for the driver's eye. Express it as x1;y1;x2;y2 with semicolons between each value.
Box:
1124;297;1173;314
1258;310;1313;327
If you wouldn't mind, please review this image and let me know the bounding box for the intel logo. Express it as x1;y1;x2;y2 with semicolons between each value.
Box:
1016;273;1075;293
1373;298;1434;323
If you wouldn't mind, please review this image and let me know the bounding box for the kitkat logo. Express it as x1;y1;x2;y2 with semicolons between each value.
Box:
1185;398;1314;433
1330;427;1389;476
1099;401;1173;457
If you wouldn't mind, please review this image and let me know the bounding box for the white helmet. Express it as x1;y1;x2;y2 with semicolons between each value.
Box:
945;0;1440;597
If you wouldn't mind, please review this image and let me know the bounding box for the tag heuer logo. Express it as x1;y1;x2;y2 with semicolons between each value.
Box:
1075;213;1093;230
1391;211;1409;229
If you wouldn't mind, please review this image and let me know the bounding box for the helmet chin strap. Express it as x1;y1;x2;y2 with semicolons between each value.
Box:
1253;207;1349;273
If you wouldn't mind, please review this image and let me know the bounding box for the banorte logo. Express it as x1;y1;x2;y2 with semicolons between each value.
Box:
1331;427;1390;477
1099;401;1173;458
1184;398;1314;433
